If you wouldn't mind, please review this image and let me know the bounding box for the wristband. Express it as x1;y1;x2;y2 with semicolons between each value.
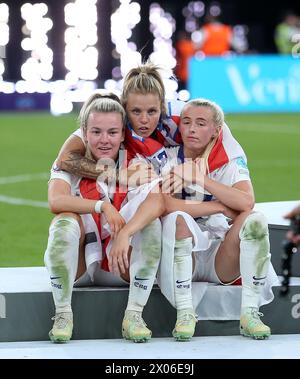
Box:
94;200;104;213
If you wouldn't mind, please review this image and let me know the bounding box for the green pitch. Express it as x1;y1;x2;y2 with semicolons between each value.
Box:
0;112;299;267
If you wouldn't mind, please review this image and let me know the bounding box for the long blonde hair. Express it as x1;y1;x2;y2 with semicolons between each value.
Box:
78;92;125;136
121;60;167;117
181;98;224;173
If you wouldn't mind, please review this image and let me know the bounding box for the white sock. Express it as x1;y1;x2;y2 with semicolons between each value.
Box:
44;217;80;314
174;237;193;313
239;212;271;311
127;219;162;313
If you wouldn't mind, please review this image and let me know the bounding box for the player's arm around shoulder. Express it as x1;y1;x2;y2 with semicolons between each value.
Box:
56;133;86;169
55;132;104;180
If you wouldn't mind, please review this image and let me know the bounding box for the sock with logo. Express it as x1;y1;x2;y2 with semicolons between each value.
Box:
44;216;80;314
239;212;271;310
126;219;162;312
174;237;193;312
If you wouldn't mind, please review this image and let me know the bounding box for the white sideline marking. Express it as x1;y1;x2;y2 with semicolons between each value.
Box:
0;172;48;185
0;173;49;209
0;195;48;208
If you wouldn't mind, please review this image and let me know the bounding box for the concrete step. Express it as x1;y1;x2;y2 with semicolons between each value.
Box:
1;201;299;342
0;266;300;342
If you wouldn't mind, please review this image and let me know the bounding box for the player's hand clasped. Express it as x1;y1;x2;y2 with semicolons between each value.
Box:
162;160;204;195
108;230;130;275
119;162;158;188
102;202;126;239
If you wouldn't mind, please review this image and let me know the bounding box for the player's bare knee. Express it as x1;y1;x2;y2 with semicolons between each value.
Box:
154;191;166;213
175;215;193;240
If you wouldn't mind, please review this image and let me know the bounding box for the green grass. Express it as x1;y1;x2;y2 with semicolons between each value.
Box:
226;113;300;201
0;113;77;267
0;112;299;267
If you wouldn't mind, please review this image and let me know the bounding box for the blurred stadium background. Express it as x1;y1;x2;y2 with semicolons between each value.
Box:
0;0;300;267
